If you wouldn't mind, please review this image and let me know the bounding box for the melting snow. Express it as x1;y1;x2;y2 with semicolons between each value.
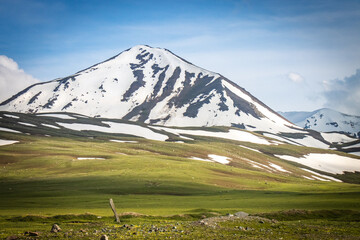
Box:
188;154;231;164
76;157;105;160
276;153;360;174
41;123;60;129
343;143;360;149
4;114;19;119
152;127;271;145
0;139;18;146
302;175;315;180
110;139;138;143
262;133;300;145
241;158;273;172
0;127;21;133
208;154;231;164
18;122;37;127
301;168;342;182
290;135;330;149
189;157;212;162
57;122;168;141
268;163;291;173
239;145;261;153
320;132;355;144
39;113;76;119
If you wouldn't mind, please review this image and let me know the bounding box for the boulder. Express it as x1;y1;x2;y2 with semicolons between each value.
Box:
51;224;61;233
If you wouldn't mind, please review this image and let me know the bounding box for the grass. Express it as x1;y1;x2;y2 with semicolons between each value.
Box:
1;134;359;216
1;112;360;238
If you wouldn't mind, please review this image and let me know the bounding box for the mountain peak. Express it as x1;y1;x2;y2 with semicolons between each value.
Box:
0;46;292;131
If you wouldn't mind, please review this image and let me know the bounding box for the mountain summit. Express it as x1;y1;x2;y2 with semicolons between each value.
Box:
0;45;291;130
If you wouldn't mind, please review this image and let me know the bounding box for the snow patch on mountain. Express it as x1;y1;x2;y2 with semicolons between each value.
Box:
38;113;76;119
276;153;360;174
0;127;21;133
301;168;342;182
57;121;168;141
0;139;18;146
320;132;355;144
152;126;272;145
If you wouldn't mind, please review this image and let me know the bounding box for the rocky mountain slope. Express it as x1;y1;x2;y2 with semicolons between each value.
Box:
0;45;292;132
280;108;360;138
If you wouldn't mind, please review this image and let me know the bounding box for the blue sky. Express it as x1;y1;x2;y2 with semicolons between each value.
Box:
1;0;360;114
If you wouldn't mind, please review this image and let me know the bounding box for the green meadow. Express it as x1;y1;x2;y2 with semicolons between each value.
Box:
0;117;360;238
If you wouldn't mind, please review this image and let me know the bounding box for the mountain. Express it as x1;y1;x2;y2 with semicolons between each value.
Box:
280;108;360;138
0;45;292;132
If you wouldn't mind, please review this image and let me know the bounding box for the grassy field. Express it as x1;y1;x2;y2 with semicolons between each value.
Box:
1;113;360;238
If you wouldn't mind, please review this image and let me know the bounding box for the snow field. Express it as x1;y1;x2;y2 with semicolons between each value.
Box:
0;139;18;146
240;158;291;173
57;121;168;141
4;114;19;119
238;145;261;153
301;168;342;182
152;126;272;145
76;157;105;160
110;140;138;143
320;132;356;144
38;113;76;120
18;122;37;127
188;154;231;164
0;127;21;133
41;123;60;129
276;153;360;174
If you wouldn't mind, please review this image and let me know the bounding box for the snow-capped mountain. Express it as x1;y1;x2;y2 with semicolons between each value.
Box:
0;45;293;131
280;108;360;138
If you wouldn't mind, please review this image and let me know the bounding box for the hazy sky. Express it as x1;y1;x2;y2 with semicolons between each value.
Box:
1;0;360;115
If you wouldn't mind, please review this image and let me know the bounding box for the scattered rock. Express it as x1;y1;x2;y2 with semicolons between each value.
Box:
234;211;249;218
51;223;61;233
259;220;265;224
199;220;208;226
6;235;18;240
79;229;87;233
100;234;108;240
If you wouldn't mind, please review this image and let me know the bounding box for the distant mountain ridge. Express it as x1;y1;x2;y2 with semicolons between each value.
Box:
279;108;360;138
0;45;293;132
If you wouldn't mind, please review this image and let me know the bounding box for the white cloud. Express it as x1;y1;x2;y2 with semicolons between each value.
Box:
287;72;304;83
0;55;40;103
322;69;360;115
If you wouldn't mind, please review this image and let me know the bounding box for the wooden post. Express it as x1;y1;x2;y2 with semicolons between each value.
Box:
109;198;120;223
